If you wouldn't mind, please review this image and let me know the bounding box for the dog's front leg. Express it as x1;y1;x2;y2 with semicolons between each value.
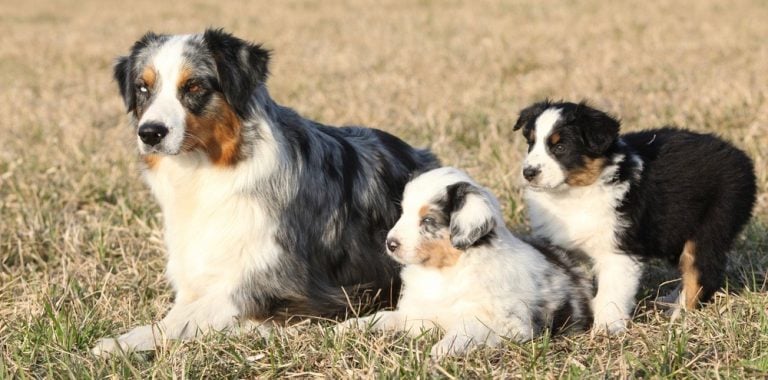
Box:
91;292;256;356
591;253;643;334
335;311;435;335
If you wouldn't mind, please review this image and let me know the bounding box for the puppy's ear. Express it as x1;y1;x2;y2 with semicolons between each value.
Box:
575;102;620;155
203;28;270;117
113;56;133;112
513;101;550;131
446;182;497;250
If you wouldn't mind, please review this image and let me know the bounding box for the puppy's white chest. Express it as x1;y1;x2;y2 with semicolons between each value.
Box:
525;184;627;255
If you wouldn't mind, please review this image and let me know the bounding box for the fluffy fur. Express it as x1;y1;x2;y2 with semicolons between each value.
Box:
337;167;593;358
92;29;438;355
513;100;757;333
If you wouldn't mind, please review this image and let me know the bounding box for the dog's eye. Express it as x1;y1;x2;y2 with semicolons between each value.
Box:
187;83;202;94
136;83;149;94
420;217;435;226
552;144;566;154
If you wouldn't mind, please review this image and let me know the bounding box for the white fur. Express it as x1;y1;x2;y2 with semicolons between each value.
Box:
524;153;643;334
137;35;190;155
92;112;284;356
338;167;581;358
523;108;567;189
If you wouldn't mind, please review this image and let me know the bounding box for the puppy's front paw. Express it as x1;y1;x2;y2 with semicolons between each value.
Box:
91;325;160;357
591;311;629;335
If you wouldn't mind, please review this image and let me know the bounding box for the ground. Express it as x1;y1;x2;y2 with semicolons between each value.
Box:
0;0;767;378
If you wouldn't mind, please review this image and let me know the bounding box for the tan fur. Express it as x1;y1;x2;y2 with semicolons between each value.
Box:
566;156;607;186
415;235;462;269
184;95;243;167
679;240;702;310
143;154;162;169
413;204;463;268
549;132;560;144
141;66;156;88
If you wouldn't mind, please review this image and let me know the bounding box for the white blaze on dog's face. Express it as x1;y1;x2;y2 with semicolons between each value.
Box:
522;108;567;189
135;36;189;155
113;29;270;167
513;101;621;190
386;167;498;268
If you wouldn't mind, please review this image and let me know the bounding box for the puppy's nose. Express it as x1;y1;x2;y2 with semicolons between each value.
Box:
386;237;400;253
138;122;169;146
523;166;541;182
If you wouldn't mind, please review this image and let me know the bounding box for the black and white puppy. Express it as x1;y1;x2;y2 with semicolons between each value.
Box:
92;29;438;355
513;100;756;333
337;167;593;358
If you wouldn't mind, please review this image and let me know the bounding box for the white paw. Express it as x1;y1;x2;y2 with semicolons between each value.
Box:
334;317;371;335
91;325;160;356
429;335;473;359
592;310;629;335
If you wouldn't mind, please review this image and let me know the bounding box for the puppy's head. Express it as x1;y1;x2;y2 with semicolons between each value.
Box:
512;100;620;190
386;167;499;269
113;28;270;166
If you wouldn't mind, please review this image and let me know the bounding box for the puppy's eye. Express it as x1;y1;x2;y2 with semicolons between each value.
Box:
552;144;566;154
420;217;435;226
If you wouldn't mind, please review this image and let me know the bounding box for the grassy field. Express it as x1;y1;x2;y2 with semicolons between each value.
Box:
1;0;767;378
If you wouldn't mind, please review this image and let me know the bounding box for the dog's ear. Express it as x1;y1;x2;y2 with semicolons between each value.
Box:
574;102;620;155
113;55;134;112
445;182;497;250
513;101;550;131
203;28;270;117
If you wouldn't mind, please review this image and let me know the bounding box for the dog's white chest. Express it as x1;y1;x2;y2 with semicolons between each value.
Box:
143;156;280;301
524;183;627;256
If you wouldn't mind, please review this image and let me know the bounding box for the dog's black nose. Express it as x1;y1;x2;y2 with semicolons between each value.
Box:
386;237;400;253
523;166;541;182
138;123;169;146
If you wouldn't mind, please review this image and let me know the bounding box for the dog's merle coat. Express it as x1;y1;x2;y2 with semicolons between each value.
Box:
93;29;438;354
514;100;756;332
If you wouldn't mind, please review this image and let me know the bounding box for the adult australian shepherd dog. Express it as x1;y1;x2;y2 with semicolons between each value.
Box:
92;29;438;355
513;100;756;334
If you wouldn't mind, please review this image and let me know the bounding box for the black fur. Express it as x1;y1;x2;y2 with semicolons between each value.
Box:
444;182;497;250
202;28;270;118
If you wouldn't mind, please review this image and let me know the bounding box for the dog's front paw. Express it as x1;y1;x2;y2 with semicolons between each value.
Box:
333;316;372;335
91;325;160;357
591;310;629;335
429;335;473;359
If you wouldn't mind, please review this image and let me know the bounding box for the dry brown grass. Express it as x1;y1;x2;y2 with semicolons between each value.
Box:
1;0;767;378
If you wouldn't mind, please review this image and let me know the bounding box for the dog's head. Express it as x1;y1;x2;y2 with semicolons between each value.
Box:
113;28;270;166
512;100;620;190
386;167;499;268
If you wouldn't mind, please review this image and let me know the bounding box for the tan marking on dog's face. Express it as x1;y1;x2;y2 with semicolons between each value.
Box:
176;66;193;90
141;66;156;89
418;205;430;219
565;156;607;186
414;232;463;269
142;154;162;169
549;132;561;145
184;95;243;166
679;240;702;310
